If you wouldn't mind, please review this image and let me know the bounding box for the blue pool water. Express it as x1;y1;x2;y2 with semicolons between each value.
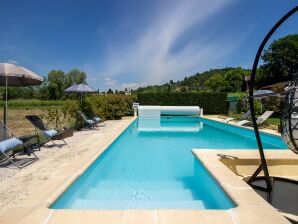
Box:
51;117;287;210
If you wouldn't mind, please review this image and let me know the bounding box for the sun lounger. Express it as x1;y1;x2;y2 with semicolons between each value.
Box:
77;111;97;129
0;122;38;168
236;120;251;126
236;111;274;126
25;115;73;145
223;117;236;123
223;110;251;123
91;114;106;126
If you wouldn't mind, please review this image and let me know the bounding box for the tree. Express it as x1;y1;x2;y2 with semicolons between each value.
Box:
257;34;298;87
47;70;67;100
36;84;50;100
38;69;89;100
205;74;227;92
133;67;251;94
107;88;114;94
66;69;87;85
225;68;247;92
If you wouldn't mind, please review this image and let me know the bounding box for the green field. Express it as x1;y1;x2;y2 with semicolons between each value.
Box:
0;99;65;108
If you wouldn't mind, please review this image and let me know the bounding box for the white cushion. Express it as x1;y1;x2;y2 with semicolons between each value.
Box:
0;137;23;153
94;117;101;122
87;119;95;125
44;129;58;137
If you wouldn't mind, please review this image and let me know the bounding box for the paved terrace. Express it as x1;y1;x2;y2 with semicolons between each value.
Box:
0;118;135;223
0;116;295;224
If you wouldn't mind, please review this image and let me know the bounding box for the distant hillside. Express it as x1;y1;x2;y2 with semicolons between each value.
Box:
135;67;251;93
135;34;298;94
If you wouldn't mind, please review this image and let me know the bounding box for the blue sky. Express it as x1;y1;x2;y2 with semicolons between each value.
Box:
0;0;297;91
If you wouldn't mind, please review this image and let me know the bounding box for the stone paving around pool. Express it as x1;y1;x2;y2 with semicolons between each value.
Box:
0;115;295;224
192;149;297;224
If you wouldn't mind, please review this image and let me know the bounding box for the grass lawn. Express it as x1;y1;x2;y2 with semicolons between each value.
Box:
266;117;280;126
0;99;65;108
227;92;248;97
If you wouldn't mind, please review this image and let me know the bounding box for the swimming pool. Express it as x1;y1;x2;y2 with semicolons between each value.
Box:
51;117;287;210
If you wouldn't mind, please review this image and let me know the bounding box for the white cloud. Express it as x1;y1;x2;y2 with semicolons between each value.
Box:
7;59;20;64
121;82;147;90
88;0;249;90
104;77;117;86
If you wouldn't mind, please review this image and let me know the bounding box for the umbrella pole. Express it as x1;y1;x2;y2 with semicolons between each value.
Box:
4;75;7;126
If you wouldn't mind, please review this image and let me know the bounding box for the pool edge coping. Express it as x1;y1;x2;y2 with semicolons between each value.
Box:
0;117;137;224
46;117;139;208
192;149;294;224
202;115;282;137
0;117;292;224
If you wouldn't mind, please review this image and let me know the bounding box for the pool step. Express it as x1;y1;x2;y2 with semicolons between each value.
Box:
92;180;194;190
82;189;196;201
70;199;205;209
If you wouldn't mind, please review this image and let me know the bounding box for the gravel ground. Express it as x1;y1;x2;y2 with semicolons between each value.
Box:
0;119;128;210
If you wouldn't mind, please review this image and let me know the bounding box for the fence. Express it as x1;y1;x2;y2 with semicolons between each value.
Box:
0;108;57;136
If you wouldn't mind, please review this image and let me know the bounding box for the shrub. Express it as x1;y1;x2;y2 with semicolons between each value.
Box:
61;100;80;119
101;96;126;119
137;93;228;114
236;99;247;113
46;100;79;129
46;99;94;130
254;100;262;115
47;107;69;129
45;95;135;130
61;100;81;128
262;97;283;116
236;97;282;116
87;94;135;119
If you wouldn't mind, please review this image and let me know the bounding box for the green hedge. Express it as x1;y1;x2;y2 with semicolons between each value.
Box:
137;93;228;114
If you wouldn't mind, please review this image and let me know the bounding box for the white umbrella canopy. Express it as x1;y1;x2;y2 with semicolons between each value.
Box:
0;63;43;86
64;84;96;93
0;63;44;125
243;90;277;114
64;83;96;103
253;90;275;99
253;90;275;114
